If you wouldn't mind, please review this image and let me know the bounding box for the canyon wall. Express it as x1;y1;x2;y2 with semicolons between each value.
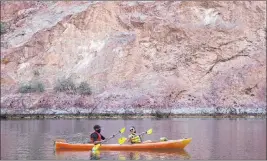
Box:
1;1;266;115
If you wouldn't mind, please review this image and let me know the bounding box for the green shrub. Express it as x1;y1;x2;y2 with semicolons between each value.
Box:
151;110;171;119
0;22;6;34
34;82;45;92
19;81;45;93
54;78;76;92
19;84;32;93
76;81;92;95
54;78;92;95
33;70;40;77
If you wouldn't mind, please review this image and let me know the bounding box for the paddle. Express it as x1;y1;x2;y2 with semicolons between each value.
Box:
92;127;126;151
118;128;153;145
118;137;127;145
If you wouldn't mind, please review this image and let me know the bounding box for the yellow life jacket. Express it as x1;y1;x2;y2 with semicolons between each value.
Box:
129;133;141;144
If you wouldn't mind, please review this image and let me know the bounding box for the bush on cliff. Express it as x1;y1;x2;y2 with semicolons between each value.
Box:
33;70;40;77
19;81;45;93
76;82;92;95
54;78;92;95
54;78;76;92
151;110;171;118
0;22;7;34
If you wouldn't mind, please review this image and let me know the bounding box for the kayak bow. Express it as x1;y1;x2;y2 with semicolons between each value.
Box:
55;138;192;151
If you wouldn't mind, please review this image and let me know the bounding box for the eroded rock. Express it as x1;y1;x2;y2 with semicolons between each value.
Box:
1;1;266;116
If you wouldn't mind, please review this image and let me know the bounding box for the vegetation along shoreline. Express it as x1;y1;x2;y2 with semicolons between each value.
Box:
1;113;266;120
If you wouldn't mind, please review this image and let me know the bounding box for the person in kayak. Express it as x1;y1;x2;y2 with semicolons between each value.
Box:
90;125;106;144
127;126;142;144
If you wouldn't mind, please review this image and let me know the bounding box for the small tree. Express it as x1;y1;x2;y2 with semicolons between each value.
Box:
18;81;45;93
33;70;40;77
0;22;6;34
76;81;92;95
32;81;45;92
19;84;32;93
54;78;76;92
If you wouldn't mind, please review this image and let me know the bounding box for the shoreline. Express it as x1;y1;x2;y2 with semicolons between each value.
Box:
1;113;266;120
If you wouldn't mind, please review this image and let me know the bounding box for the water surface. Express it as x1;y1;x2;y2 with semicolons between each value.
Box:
1;118;266;160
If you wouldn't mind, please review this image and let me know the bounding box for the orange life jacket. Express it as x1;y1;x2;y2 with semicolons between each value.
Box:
90;131;101;143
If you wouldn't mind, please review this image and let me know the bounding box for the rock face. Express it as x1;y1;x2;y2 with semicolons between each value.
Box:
1;1;266;115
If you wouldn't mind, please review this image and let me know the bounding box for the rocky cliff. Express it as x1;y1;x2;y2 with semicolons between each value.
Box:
1;1;266;116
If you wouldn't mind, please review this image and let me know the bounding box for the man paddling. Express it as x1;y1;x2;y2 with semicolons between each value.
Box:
90;125;106;144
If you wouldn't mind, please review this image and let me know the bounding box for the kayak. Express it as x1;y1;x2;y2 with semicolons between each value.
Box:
55;149;191;160
54;138;192;151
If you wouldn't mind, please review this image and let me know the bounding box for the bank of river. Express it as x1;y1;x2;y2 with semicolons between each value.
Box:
1;118;266;160
1;113;266;120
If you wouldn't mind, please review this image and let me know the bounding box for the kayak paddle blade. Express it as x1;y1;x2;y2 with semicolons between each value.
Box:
92;144;101;151
118;137;127;145
146;128;153;135
119;127;126;134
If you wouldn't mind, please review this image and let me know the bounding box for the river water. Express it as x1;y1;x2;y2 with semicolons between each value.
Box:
1;118;266;160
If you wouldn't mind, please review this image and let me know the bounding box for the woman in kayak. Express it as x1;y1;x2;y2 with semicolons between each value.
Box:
90;125;106;144
127;126;143;144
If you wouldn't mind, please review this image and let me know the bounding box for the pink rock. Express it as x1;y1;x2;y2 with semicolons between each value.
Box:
0;1;266;115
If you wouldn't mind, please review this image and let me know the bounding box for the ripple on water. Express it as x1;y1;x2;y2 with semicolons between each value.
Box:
0;118;266;160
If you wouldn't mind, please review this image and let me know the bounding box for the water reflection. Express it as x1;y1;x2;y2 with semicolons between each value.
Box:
55;149;191;160
90;150;101;160
118;150;191;160
1;118;266;160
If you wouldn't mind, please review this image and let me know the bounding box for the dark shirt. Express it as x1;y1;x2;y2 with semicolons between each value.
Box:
90;132;105;142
